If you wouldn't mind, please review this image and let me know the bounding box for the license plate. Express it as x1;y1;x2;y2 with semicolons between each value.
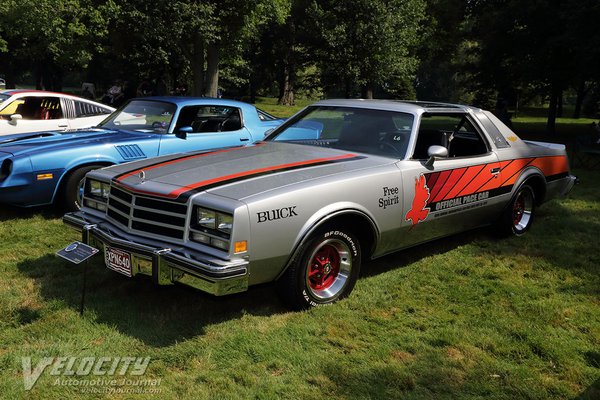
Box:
104;247;132;277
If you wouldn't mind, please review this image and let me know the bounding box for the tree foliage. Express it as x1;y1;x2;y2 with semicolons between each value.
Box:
1;0;599;131
0;0;117;89
311;0;425;99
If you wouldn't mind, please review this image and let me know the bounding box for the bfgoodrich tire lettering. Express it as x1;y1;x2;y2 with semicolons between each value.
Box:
277;229;361;310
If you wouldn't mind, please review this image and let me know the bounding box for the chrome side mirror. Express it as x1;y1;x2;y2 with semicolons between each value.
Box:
425;145;448;167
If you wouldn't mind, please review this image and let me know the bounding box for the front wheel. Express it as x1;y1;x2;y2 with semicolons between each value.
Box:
498;184;535;236
60;164;106;212
277;229;361;310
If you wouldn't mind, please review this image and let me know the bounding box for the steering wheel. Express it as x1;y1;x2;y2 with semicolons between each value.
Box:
152;121;166;130
378;131;407;156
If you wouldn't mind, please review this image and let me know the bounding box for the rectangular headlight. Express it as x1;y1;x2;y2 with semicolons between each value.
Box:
87;179;110;201
191;207;234;250
216;213;233;234
197;208;216;230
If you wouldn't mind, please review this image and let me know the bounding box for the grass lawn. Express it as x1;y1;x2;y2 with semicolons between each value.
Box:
0;106;598;399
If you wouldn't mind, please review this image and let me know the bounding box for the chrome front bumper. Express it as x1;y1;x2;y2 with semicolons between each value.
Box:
63;212;249;296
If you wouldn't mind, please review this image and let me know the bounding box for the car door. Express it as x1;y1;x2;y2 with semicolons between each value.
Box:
158;105;253;155
0;96;70;133
397;111;503;248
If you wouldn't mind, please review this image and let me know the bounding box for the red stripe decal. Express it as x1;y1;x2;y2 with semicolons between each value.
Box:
167;153;359;198
116;144;264;183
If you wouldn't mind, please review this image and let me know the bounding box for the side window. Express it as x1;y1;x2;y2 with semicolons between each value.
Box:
74;100;113;118
9;96;63;120
412;113;489;159
174;105;242;133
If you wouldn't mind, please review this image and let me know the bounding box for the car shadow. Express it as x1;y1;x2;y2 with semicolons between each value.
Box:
0;204;63;221
575;376;600;400
362;228;486;277
17;253;288;348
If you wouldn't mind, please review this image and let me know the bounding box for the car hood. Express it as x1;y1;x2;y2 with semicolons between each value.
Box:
106;142;395;201
0;128;155;156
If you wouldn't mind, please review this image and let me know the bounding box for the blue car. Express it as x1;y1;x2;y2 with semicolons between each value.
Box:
0;97;283;210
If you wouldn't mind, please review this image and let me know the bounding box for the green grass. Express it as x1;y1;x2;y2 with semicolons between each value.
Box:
0;107;599;399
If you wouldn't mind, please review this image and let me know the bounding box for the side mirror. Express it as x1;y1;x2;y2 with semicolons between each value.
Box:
9;114;22;126
176;126;192;139
425;145;448;167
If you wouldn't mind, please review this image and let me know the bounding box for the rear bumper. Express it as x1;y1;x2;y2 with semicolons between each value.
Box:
63;212;249;296
564;174;578;195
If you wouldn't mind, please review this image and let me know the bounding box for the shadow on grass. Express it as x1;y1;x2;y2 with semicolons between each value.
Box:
17;253;288;347
575;377;600;400
0;204;63;222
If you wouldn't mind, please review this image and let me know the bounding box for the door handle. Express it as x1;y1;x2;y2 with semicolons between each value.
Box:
240;137;250;142
58;124;69;128
490;167;500;176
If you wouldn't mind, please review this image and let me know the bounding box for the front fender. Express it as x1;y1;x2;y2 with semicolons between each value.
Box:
277;202;380;280
51;157;118;203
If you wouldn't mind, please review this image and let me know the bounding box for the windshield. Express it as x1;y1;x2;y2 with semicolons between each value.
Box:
98;100;176;133
267;106;415;159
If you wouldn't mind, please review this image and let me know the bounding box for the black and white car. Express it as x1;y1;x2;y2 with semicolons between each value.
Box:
1;90;114;134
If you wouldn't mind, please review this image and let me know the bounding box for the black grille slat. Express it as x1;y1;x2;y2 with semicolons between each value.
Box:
133;209;186;227
132;221;184;239
108;208;129;226
111;187;133;203
109;198;131;215
135;197;187;214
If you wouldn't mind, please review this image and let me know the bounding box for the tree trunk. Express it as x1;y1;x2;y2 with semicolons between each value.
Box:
573;81;587;119
205;44;220;97
362;83;374;99
557;89;563;118
191;36;205;96
547;86;559;135
278;62;294;106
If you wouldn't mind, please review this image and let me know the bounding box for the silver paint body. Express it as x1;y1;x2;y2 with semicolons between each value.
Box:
65;100;576;293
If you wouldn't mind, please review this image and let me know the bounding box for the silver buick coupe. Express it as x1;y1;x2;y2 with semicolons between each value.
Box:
64;99;576;309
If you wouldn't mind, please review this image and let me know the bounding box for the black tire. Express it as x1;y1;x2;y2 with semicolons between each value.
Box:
276;229;361;310
497;184;535;236
60;164;106;212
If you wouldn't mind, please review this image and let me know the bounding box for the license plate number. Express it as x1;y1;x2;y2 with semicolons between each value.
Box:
104;247;132;277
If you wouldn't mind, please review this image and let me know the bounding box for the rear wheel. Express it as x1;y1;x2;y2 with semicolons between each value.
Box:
277;229;361;310
60;164;106;212
499;184;535;236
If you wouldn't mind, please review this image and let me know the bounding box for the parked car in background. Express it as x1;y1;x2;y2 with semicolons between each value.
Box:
0;97;284;210
0;90;115;135
63;99;576;309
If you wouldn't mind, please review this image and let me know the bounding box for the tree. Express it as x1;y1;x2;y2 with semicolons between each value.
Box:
470;0;600;133
0;0;117;90
312;0;426;99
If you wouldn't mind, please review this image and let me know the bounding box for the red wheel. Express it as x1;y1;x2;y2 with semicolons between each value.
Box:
497;184;535;236
277;229;361;310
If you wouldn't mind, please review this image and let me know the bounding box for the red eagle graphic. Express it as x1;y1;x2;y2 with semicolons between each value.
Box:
405;174;431;227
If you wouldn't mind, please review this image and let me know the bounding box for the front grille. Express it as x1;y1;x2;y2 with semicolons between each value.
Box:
107;185;188;240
